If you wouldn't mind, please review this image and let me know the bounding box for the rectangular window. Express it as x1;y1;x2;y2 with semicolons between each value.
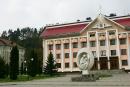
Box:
109;31;115;35
100;50;106;56
122;60;128;66
65;53;69;58
111;50;116;56
120;39;126;45
120;49;127;55
56;44;61;50
90;41;96;47
64;43;69;49
56;54;61;59
65;63;69;68
110;39;116;45
48;45;53;50
81;42;87;48
73;42;78;48
73;62;78;68
90;34;95;37
92;51;96;58
100;40;105;46
73;52;77;58
57;63;61;68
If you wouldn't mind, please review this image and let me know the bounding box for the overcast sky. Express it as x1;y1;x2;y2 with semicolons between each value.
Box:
0;0;130;33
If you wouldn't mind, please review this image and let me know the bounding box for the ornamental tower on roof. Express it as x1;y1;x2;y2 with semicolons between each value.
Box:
41;14;130;72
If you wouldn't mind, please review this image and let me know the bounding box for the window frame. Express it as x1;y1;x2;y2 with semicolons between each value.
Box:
73;62;78;68
90;41;96;47
120;49;127;55
81;42;87;48
57;63;61;68
120;38;126;45
92;51;96;58
90;34;95;37
122;60;128;66
100;50;106;56
111;50;116;56
72;42;78;48
48;45;53;50
110;39;116;45
65;63;69;68
64;43;69;49
56;44;61;50
73;52;77;58
100;40;106;46
56;54;61;59
109;31;115;35
65;53;69;58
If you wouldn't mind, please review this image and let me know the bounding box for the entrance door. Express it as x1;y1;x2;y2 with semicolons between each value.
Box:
91;58;98;70
110;57;119;69
100;57;108;70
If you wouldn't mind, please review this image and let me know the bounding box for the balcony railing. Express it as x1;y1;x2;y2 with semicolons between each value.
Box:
99;36;106;40
109;35;116;39
80;37;87;42
118;33;127;38
89;37;96;41
72;38;78;43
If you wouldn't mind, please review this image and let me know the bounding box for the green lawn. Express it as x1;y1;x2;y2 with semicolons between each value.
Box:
0;74;59;83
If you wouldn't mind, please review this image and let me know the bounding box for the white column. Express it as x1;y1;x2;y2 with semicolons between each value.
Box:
87;32;89;49
106;30;110;70
69;38;72;72
126;33;130;69
96;32;100;70
78;37;81;49
53;40;56;59
61;40;64;72
43;40;47;66
116;30;121;69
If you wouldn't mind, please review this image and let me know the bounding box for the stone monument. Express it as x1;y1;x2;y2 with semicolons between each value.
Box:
71;48;98;82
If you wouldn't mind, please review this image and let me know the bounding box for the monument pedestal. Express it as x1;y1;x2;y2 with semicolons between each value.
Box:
71;74;98;82
72;48;98;82
82;70;89;75
71;70;99;82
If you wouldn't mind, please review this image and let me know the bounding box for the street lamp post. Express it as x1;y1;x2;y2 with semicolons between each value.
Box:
24;58;34;80
24;60;29;80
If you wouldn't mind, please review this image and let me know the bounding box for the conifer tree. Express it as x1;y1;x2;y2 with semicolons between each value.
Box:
28;50;38;77
44;52;57;76
10;46;19;80
0;57;6;78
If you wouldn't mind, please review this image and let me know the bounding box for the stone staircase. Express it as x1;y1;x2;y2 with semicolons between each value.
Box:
90;70;127;75
63;70;127;77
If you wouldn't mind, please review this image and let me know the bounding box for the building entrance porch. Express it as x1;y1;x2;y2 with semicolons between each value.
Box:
100;57;108;70
110;57;119;70
92;57;119;70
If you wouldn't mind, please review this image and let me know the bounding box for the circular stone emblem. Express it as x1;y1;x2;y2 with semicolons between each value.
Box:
77;48;94;71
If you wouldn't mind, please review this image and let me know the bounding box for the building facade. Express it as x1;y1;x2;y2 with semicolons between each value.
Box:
0;39;25;69
41;14;130;72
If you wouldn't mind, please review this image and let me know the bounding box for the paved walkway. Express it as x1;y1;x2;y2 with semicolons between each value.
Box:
0;73;130;87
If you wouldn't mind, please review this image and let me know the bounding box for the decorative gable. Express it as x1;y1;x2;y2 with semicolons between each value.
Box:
41;14;130;39
92;23;112;29
80;14;125;34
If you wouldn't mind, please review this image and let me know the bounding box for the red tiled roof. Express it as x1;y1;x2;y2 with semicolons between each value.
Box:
41;23;88;38
0;38;24;48
114;18;130;27
0;39;16;46
41;17;130;39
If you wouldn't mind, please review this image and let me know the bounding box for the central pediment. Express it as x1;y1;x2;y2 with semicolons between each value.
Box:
80;14;125;34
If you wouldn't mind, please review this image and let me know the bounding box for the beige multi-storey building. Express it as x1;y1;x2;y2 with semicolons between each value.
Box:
0;38;25;68
41;14;130;72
